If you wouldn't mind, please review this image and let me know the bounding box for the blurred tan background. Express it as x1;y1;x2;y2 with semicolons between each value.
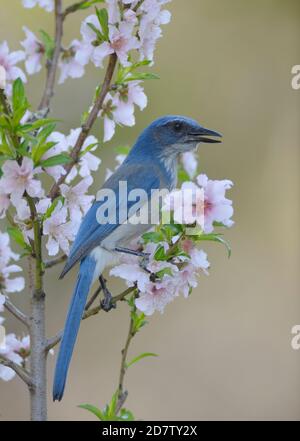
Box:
1;0;300;421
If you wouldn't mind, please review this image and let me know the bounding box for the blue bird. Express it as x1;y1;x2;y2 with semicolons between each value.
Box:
53;115;221;401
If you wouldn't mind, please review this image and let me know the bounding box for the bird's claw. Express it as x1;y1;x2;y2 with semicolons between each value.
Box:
101;289;116;312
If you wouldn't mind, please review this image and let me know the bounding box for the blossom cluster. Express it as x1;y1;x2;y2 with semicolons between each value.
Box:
0;232;29;381
110;164;234;316
0;1;171;141
0;124;99;256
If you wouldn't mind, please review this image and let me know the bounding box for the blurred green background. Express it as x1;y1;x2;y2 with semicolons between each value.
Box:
1;0;300;421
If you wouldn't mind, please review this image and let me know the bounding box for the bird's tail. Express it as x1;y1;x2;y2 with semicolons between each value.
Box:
53;256;96;401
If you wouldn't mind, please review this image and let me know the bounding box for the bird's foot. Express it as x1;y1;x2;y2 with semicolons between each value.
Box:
99;276;116;312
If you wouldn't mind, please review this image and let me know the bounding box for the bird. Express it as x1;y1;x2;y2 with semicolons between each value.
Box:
53;115;222;401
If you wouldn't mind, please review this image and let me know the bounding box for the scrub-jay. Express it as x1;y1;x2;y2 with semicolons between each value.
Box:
53;115;221;401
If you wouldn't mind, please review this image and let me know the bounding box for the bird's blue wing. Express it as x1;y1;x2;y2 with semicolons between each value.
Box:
60;162;166;277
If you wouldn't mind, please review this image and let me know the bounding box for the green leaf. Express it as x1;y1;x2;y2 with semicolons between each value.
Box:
39;30;55;59
142;231;164;244
77;0;104;10
114;145;130;155
42;197;64;221
12;79;26;113
7;227;31;253
78;404;105;420
79;142;99;157
39;153;71;168
12;79;29;125
197;233;232;258
19;118;58;134
118;408;135;421
154;245;167;261
124;73;160;82
95;7;109;40
107;391;118;419
126;352;158;369
155;267;173;279
87;22;103;42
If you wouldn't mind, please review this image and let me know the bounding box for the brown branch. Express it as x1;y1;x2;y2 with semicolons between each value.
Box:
38;0;64;111
63;0;95;18
4;298;30;329
44;254;67;269
0;355;32;387
85;286;102;311
48;53;117;200
116;297;138;412
45;285;134;352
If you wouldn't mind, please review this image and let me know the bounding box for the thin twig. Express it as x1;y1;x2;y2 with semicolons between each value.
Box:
63;0;92;18
83;285;134;320
45;331;62;353
0;355;32;388
48;53;117;199
45;286;135;352
116;296;138;412
38;0;64;111
85;286;102;311
44;254;67;269
4;298;30;329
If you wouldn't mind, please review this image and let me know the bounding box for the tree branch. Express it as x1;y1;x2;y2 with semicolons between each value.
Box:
4;298;30;329
38;0;64;111
116;297;138;413
45;286;135;353
44;254;67;269
48;53;117;200
0;355;32;388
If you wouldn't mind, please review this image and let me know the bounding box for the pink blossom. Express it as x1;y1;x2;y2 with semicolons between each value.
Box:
58;40;85;84
197;174;234;233
0;232;20;268
107;23;140;66
21;27;44;75
60;176;94;223
0;334;23;381
138;0;171;61
22;0;54;12
43;202;78;256
46;129;101;183
78;15;139;68
0;232;24;294
101;83;147;142
43;132;68;181
77;15;110;68
0;158;44;206
0;41;26;95
64;129;101;182
163;181;204;226
0;294;5;313
181;151;198;179
135;276;179;315
110;263;149;290
0;189;10;219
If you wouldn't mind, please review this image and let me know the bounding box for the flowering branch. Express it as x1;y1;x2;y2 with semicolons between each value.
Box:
116;298;137;411
4;298;30;329
45;285;135;353
38;0;63;111
0;355;32;387
48;53;117;199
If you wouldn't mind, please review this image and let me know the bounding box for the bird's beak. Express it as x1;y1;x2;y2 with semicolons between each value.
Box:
187;127;222;143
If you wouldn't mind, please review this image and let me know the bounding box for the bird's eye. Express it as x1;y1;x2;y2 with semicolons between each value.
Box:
174;121;183;132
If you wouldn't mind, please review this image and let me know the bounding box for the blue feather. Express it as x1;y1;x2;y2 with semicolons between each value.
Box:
53;256;96;401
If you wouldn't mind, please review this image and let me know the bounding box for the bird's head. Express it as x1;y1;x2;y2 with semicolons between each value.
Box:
140;115;222;157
